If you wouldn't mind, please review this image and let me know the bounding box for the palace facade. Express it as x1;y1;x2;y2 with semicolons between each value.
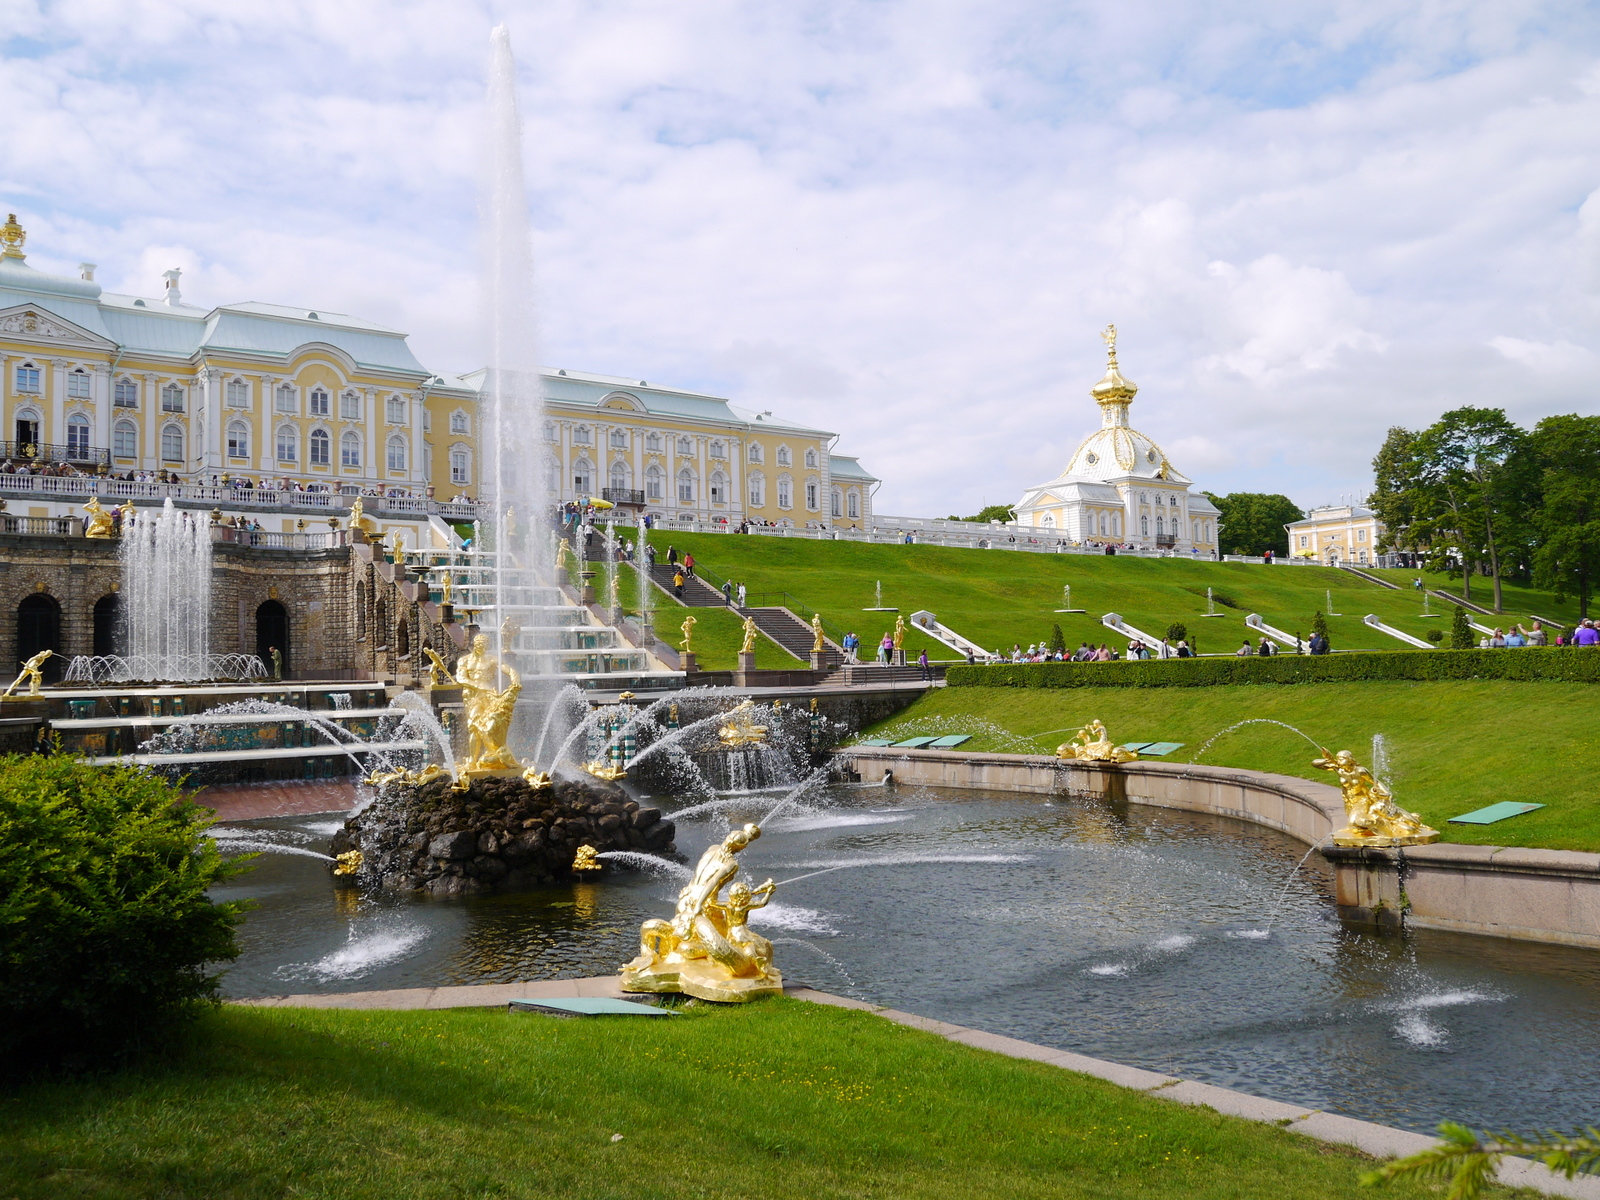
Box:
1013;329;1219;554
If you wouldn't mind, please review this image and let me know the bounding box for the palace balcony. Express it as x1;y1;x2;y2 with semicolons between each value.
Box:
601;487;646;507
0;440;111;468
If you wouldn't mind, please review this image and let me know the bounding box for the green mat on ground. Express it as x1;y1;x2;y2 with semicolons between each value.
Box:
508;997;674;1017
926;734;971;748
857;737;895;746
1129;741;1185;756
1448;801;1545;825
892;736;940;748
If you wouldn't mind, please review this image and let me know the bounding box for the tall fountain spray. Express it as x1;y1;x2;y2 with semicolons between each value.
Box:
121;499;213;681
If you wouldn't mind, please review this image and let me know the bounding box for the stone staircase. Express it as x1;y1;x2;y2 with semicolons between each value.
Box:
647;562;728;607
741;606;843;667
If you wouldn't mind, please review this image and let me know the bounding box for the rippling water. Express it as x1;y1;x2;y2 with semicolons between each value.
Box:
213;784;1600;1135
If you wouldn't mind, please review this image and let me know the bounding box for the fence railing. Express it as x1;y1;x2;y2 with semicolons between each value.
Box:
0;515;78;537
0;473;487;520
0;441;110;467
212;527;349;550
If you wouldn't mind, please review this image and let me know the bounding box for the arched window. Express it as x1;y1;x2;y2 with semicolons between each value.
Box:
709;440;725;459
676;436;692;456
747;443;763;464
573;425;592;446
1156;515;1164;535
161;383;185;412
161;424;184;463
310;428;331;466
1140;515;1149;536
114;378;138;408
226;377;249;408
710;470;726;503
644;432;661;452
66;413;90;459
645;464;663;500
677;468;694;503
609;460;630;490
113;420;137;459
451;410;470;435
450;448;470;484
777;477;792;509
847;491;859;519
309;387;330;417
805;481;818;510
340;390;362;420
777;445;791;467
609;428;628;449
227;422;250;459
543;421;557;441
386;435;407;471
67;368;91;399
276;425;298;463
1042;515;1055;528
830;488;841;518
1099;513;1108;536
341;430;361;467
386;395;407;424
805;447;818;468
275;384;297;413
748;473;765;508
13;362;39;393
573;458;593;493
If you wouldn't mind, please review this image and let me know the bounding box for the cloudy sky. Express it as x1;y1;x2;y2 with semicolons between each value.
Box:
4;0;1600;517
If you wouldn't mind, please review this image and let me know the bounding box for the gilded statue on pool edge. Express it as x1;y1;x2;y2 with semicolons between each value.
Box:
621;822;781;1003
1313;747;1439;847
1055;719;1138;763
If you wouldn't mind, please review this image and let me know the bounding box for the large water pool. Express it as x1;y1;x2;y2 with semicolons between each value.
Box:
213;783;1600;1136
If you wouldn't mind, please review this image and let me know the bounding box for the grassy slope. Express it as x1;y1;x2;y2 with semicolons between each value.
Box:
862;683;1600;852
0;1002;1480;1200
653;533;1590;660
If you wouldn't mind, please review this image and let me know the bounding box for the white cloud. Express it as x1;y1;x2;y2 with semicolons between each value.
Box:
4;0;1600;517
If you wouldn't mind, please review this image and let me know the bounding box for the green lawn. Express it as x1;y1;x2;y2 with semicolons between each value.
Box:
862;683;1600;852
0;1001;1490;1200
640;532;1589;661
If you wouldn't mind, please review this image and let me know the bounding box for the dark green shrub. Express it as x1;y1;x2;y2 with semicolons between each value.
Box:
1048;623;1066;655
1427;628;1446;644
1451;605;1475;650
1165;622;1188;643
1310;610;1330;649
947;646;1600;689
0;757;248;1073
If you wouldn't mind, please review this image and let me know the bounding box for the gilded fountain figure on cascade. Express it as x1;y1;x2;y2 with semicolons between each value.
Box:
1055;719;1138;763
1313;747;1439;847
622;823;781;1003
450;633;522;789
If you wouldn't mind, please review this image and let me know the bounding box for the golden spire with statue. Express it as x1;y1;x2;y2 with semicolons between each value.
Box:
1313;747;1439;846
621;822;781;1002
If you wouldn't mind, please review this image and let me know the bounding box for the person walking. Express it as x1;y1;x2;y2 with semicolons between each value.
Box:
721;579;733;606
843;631;859;662
666;545;677;566
644;542;656;567
918;649;931;681
1236;640;1253;656
673;569;685;600
1575;620;1599;646
878;633;893;664
737;582;747;607
1257;637;1274;656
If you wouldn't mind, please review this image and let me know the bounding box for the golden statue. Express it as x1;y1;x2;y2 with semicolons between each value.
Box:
423;647;451;688
2;649;53;699
892;614;906;651
680;613;697;652
365;763;447;789
332;850;364;876
505;505;518;538
621;823;781;1003
556;540;574;575
740;615;759;654
453;633;522;776
389;529;406;558
572;845;602;872
82;496;115;538
718;699;769;746
1055;719;1138;763
521;767;552;791
608;570;621;610
810;612;825;653
1313;748;1439;847
441;572;453;606
348;497;377;540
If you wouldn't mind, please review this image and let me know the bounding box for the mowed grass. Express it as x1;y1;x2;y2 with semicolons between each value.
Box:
863;683;1600;852
651;533;1589;660
0;1001;1490;1200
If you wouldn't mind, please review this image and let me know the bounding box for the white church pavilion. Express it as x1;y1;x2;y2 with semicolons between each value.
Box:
1013;327;1219;554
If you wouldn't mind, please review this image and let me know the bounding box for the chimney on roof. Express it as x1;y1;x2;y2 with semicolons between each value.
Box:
78;262;96;281
162;267;182;306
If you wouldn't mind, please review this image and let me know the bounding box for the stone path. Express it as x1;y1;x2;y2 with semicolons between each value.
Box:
197;780;357;821
234;976;1600;1198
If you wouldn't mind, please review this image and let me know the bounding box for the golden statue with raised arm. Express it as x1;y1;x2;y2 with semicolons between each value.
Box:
740;614;759;654
2;649;53;699
810;612;825;653
1055;718;1138;763
621;822;781;1002
348;497;377;540
82;496;115;539
680;613;697;652
423;647;451;688
892;613;906;651
1313;747;1439;847
452;633;522;778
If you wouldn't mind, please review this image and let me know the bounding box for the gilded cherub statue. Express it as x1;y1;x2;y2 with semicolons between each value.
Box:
1055;719;1138;763
810;612;825;653
740;614;759;654
621;823;781;1003
1313;747;1439;847
82;496;115;539
1;649;52;699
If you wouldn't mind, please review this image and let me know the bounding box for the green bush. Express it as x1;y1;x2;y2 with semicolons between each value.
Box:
1427;628;1446;644
1451;605;1475;650
947;646;1600;689
0;756;248;1073
1165;622;1188;643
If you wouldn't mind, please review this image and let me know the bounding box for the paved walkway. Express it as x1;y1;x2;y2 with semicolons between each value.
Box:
198;781;357;821
234;976;1599;1199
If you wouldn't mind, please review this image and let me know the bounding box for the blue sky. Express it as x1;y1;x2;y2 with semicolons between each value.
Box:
4;0;1600;517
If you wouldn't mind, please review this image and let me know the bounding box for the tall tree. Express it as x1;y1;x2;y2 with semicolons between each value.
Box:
1202;493;1305;557
1529;414;1600;618
1369;426;1421;554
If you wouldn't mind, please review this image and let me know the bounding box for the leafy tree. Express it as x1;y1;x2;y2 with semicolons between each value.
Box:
1450;605;1473;650
1048;623;1066;655
1529;414;1600;618
1202;493;1305;557
1427;628;1445;643
946;504;1017;524
1363;1121;1600;1199
1165;622;1188;643
1369;426;1422;554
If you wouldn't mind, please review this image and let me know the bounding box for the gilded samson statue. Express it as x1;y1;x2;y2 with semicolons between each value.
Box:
453;633;522;777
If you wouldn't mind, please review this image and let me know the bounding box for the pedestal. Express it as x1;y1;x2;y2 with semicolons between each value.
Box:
738;651;756;673
810;651;828;670
892;649;906;666
440;603;455;624
579;571;596;605
556;567;569;586
680;651;698;674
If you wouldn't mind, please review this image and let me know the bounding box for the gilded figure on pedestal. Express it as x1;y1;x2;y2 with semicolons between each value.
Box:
453;633;522;776
1055;719;1138;763
1312;748;1439;846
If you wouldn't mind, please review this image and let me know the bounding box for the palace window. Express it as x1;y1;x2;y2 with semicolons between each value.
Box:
610;461;630;491
710;471;725;503
66;414;90;458
777;446;791;467
161;383;185;412
275;384;297;413
227;422;250;458
847;491;859;519
573;458;593;492
777;477;792;509
645;465;663;500
452;410;470;435
309;388;330;417
1140;516;1149;536
277;426;298;462
226;378;249;407
644;432;662;452
113;420;137;459
386;435;407;471
1357;528;1367;542
1099;513;1108;536
341;431;361;467
805;482;818;510
161;424;184;463
543;421;557;441
676;436;692;456
1043;515;1055;528
1298;535;1308;547
677;468;694;502
14;363;39;393
386;395;407;424
68;369;91;399
830;488;841;518
114;378;138;408
604;428;624;449
709;440;725;459
747;443;763;464
573;425;592;446
339;390;361;420
805;448;818;468
450;448;470;484
749;474;765;507
310;428;331;466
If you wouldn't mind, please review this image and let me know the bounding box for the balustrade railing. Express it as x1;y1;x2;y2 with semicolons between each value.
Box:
0;472;486;519
212;527;348;550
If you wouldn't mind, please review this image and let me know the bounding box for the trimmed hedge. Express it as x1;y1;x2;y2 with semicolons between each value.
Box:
947;647;1600;689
